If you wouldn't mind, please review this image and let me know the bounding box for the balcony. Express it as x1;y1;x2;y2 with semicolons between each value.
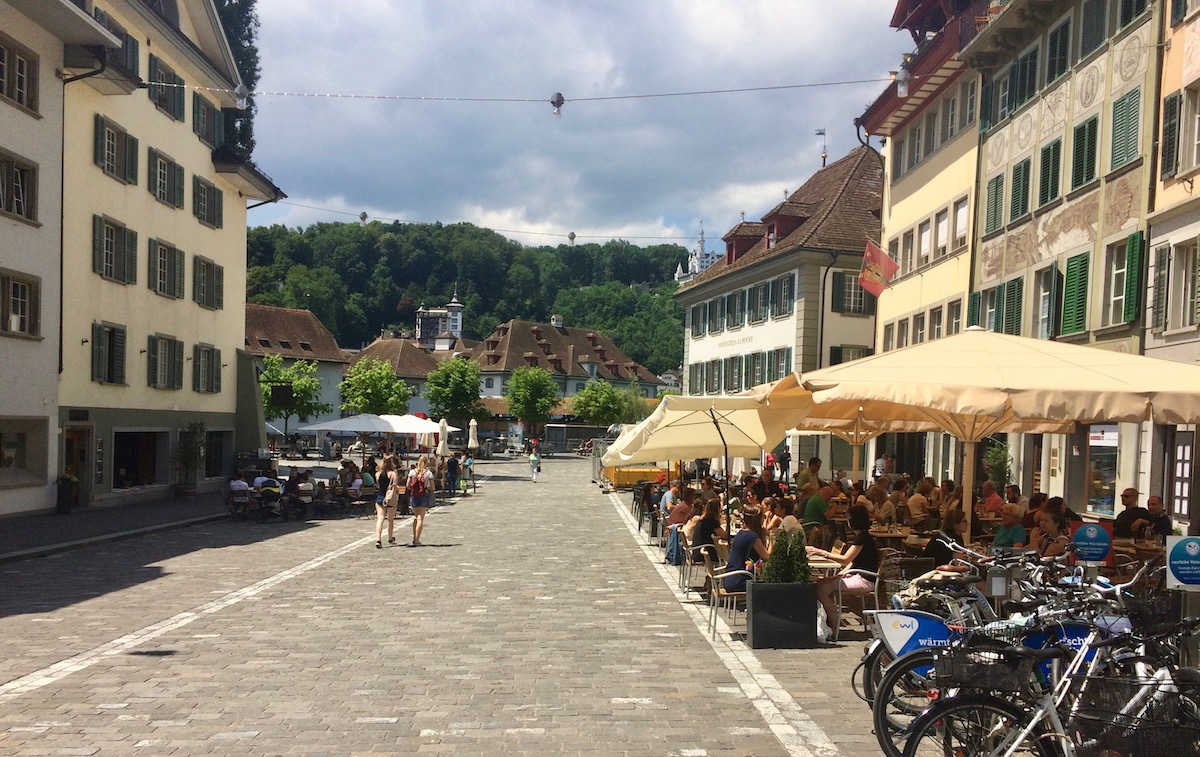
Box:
212;147;286;203
8;0;119;46
960;0;1073;70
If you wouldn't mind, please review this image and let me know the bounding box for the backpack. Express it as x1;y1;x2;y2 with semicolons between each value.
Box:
409;472;427;499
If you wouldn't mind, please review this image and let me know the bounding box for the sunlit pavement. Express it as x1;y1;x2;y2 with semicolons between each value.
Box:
0;456;878;756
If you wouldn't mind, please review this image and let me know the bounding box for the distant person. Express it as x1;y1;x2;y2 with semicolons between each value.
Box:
777;448;792;481
322;431;334;460
796;456;823;490
408;456;435;546
446;452;461;493
529;448;541;483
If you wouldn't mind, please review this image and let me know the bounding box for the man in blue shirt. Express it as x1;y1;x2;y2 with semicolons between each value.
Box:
659;480;680;516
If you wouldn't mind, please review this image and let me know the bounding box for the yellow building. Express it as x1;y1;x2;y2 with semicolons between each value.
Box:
859;0;982;481
962;0;1159;516
59;0;281;504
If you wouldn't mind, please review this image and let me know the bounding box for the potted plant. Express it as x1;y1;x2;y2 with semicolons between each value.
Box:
746;529;819;649
55;473;78;514
173;420;207;497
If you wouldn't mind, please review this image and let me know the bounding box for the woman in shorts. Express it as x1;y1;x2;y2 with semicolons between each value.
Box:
373;456;398;549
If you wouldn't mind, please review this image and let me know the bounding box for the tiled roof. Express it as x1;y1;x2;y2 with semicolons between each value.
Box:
722;221;766;240
465;319;663;385
682;146;883;292
354;337;442;380
244;304;348;363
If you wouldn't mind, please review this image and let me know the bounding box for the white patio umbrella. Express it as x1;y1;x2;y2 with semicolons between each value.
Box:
436;418;451;457
467;418;480;450
380;414;442;435
296;413;397;434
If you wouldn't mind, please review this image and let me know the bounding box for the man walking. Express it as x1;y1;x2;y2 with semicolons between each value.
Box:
777;447;792;481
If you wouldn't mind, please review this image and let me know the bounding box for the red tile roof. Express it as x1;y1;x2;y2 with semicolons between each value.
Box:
466;319;663;385
353;337;442;380
244;304;349;363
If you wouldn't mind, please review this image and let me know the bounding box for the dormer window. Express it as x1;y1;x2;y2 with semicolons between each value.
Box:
595;348;606;361
487;354;499;365
257;338;270;347
486;339;498;350
767;224;777;248
300;341;312;351
497;325;509;336
279;340;291;349
540;341;551;355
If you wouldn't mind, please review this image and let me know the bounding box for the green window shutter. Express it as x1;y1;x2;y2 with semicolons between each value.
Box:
192;175;201;218
173;74;185;120
1111;92;1129;168
172;340;184;389
147;336;158;387
1173;0;1188;25
212;349;222;393
147;147;158;195
112;327;125;385
785;346;792;374
174;248;185;298
1003;277;1024;335
1010;160;1029;220
123;228;137;285
1062;252;1090;334
92;215;104;274
1048;261;1062;337
125;36;139;77
1072;121;1088;188
991;284;1006;332
967;291;981;326
831;272;846;312
1194;260;1200;326
147;239;158;290
91;323;104;382
864;290;877;316
124;134;138;185
1151;246;1169;333
214;265;224;309
1039;140;1061;205
173;163;185;208
1163;92;1182;180
985;175;1003;232
214;108;225;148
830;346;843;365
980;80;994;131
1085;118;1098;183
192;92;201;134
1122;231;1144;323
147;55;158;104
93;114;106;168
192;257;201;304
192;345;201;391
214;188;224;228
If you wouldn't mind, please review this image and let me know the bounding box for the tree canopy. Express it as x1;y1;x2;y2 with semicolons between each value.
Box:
246;222;688;374
505;367;559;435
214;0;260;157
338;358;413;416
425;357;487;426
259;354;331;435
570;379;626;427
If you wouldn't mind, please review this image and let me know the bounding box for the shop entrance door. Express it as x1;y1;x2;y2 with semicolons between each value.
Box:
64;428;90;507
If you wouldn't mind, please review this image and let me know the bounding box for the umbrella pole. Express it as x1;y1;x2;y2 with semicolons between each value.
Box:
852;443;862;489
962;439;977;537
706;409;731;535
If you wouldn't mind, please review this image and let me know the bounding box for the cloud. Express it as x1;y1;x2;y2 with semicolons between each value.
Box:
251;0;912;247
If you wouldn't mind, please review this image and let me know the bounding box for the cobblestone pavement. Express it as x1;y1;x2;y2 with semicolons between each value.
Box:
0;456;880;756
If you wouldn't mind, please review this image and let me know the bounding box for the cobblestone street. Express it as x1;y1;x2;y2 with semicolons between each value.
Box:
0;456;878;756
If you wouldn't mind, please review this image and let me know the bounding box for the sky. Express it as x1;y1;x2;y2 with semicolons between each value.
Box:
247;1;915;249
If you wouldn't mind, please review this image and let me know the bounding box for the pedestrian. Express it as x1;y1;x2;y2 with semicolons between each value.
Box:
777;447;791;481
374;456;399;549
407;455;435;546
446;452;461;493
322;431;333;460
529;447;541;483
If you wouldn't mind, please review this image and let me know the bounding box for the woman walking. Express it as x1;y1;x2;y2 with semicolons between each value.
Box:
373;456;399;549
408;455;435;546
529;448;541;483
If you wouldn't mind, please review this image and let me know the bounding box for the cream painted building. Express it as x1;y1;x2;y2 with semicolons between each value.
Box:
961;0;1159;518
0;1;119;516
58;0;281;505
859;0;984;482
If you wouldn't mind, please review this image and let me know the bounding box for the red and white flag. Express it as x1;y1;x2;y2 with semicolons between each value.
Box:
859;241;899;297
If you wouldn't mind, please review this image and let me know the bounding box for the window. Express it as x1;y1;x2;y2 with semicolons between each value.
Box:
896;319;910;348
918;220;932;267
91;215;137;284
948;299;963;334
93;115;138;185
148;148;185;208
1119;0;1147;28
1046;19;1072;84
92;9;139;78
982;287;1001;332
148;240;185;299
484;377;494;389
1167;244;1200;329
901;230;915;273
943;93;958;140
1072;116;1099;189
934;210;949;259
953;198;969;248
192;257;224;310
930;307;944;340
883;323;894;352
0;149;36;222
1010;158;1031;221
1035;264;1060;339
0;33;37;111
832;272;875;315
766;224;777;248
91;322;126;385
148;54;185;121
707;297;723;333
830;345;870;365
690;304;705;337
985;174;1004;233
0;269;38;337
1110;88;1140;170
192;176;224;228
193;344;222;393
688;364;701;395
757;282;771;320
147;335;183;389
1062;252;1091;335
913;313;926;344
725;290;744;328
1003;276;1024;335
1039;139;1062;206
892;138;906;181
1162;91;1182;180
724;356;740;392
1007;46;1040;112
909;125;923;169
997;74;1011;122
924;109;938;155
1102;232;1143;326
192;93;223;147
1080;0;1109;57
1173;0;1189;26
772;274;795;316
962;79;977;128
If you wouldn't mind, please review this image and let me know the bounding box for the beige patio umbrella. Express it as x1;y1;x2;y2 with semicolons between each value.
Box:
767;327;1200;532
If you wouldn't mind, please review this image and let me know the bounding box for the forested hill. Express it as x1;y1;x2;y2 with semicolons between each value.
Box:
246;221;689;375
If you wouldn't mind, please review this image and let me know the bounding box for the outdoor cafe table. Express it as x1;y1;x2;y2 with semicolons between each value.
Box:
806;556;843;577
869;527;914;542
1112;538;1166;559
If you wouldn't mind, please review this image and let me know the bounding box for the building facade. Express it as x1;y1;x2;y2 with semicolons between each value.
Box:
57;0;281;505
0;1;119;516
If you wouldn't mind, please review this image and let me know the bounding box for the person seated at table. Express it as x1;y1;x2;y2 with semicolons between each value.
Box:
362;455;378;477
795;482;817;513
907;481;934;525
658;480;681;517
228;471;250;498
665;486;697;529
1022;492;1047;529
698;476;720;504
803;485;836;527
761;497;782;534
848;482;872;510
808;504;879;628
922;509;972;570
1029;508;1069;557
992;503;1027;549
750;468;784;502
866;476;890;507
924;477;943;511
1129;495;1173;541
722;505;769;592
683;495;724;547
980;481;1005;516
337;460;357;488
777;497;801;535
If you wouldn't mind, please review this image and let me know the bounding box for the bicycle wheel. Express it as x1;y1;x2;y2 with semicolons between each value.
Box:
873;650;938;757
902;694;1056;757
858;642;892;705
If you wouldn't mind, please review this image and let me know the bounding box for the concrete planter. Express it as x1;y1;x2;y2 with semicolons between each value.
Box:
746;582;819;649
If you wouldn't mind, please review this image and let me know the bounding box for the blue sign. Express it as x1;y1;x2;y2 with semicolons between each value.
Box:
1167;537;1200;590
1071;523;1112;565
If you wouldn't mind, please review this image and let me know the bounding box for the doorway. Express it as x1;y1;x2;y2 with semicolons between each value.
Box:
63;427;90;507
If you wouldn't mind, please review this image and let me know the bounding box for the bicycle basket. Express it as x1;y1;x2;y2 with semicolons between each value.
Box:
1069;674;1200;757
932;644;1036;693
1123;590;1182;636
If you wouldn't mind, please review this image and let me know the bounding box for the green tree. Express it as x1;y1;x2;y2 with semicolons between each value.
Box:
425;357;487;426
505;366;559;437
339;358;414;416
259;354;331;435
215;0;260;157
570;379;626;427
618;378;652;424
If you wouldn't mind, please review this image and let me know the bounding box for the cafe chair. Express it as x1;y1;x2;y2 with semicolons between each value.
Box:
832;568;880;642
703;552;753;640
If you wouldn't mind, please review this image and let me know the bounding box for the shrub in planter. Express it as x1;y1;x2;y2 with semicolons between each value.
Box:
747;529;819;649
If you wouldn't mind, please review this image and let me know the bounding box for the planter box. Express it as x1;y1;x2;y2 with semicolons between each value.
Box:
746;582;819;649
